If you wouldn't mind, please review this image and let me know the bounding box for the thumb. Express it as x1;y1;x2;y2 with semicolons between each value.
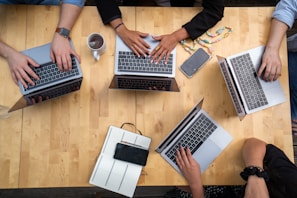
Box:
151;35;162;41
137;31;149;38
27;57;39;67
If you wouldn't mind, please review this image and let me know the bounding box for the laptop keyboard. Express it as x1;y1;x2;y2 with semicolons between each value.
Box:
230;53;268;110
165;113;217;166
25;55;80;91
117;51;173;74
117;77;171;91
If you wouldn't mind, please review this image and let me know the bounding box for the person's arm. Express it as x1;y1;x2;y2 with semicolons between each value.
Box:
176;147;204;198
257;19;288;81
150;0;224;63
258;0;297;81
50;2;84;71
0;39;39;88
96;0;150;57
242;138;269;198
182;0;224;40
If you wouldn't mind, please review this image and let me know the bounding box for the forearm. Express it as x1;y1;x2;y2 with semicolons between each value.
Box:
0;40;16;60
265;18;288;52
110;18;123;30
190;183;204;198
57;3;83;30
182;0;224;40
242;138;267;168
110;18;128;38
171;28;190;42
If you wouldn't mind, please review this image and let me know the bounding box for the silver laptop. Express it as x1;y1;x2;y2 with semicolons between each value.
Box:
217;46;286;120
155;98;233;174
9;41;83;112
109;35;179;92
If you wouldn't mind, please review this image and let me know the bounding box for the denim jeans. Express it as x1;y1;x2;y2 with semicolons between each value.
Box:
288;51;297;120
0;0;59;4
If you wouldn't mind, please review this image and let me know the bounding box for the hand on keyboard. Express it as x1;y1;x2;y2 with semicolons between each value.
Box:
176;147;204;197
50;34;81;71
116;26;151;57
257;46;282;81
6;48;40;88
150;33;179;64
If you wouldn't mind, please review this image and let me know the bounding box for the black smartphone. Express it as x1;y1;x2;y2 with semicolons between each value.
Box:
114;142;149;166
179;48;211;78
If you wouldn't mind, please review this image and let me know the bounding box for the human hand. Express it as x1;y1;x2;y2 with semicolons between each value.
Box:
150;33;179;64
244;176;269;198
50;34;80;71
117;26;150;57
257;47;282;81
6;49;39;88
176;147;202;189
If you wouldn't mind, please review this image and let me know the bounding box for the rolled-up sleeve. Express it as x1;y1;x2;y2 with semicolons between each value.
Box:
272;0;297;29
182;0;224;40
62;0;85;7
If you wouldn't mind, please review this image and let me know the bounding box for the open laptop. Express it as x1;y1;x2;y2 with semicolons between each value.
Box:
216;46;286;120
155;98;233;174
8;41;83;112
109;35;179;92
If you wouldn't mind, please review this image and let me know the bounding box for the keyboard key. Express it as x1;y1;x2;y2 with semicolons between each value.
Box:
230;53;268;110
165;113;217;166
25;55;79;91
117;51;173;75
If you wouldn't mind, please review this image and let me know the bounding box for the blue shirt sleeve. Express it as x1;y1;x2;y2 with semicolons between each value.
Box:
62;0;85;7
272;0;297;29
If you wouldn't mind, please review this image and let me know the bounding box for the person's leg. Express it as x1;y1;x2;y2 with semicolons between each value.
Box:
0;0;59;4
288;51;297;135
37;0;59;5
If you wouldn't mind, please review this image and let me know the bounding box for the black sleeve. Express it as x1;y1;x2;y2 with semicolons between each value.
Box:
96;0;122;25
263;144;297;197
182;0;225;40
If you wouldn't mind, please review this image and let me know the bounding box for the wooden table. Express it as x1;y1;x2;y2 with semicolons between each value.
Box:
0;5;293;188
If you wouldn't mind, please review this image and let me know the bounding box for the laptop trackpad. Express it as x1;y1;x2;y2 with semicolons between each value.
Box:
192;139;221;173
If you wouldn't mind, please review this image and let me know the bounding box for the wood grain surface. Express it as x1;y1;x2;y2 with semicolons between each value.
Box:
0;5;292;188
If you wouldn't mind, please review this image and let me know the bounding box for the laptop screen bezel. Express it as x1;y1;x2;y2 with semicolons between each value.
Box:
155;98;204;153
109;75;180;92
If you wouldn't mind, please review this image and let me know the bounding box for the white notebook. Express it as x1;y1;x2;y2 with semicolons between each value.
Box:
89;126;151;198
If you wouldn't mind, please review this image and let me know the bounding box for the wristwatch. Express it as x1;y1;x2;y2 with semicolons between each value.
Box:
55;27;70;39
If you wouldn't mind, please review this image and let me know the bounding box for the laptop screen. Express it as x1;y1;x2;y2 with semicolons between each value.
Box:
109;75;179;92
